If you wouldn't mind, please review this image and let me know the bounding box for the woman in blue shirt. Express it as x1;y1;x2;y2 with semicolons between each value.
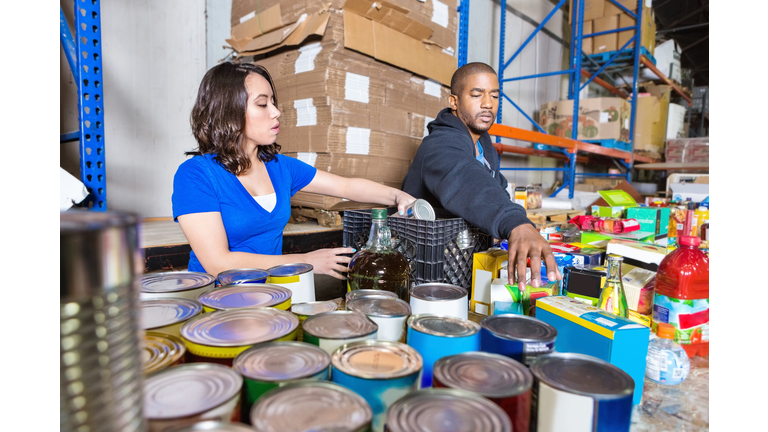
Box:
172;61;415;279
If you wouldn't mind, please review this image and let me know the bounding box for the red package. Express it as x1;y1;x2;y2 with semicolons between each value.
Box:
613;219;641;234
569;215;597;230
549;242;580;253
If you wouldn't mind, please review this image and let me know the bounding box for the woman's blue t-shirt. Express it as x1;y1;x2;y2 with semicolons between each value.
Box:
172;153;317;273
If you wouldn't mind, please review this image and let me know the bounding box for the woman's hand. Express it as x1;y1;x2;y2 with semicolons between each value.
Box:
394;191;417;216
302;247;355;280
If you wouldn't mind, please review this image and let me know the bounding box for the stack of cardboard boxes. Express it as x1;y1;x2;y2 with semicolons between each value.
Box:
573;0;655;56
227;0;458;209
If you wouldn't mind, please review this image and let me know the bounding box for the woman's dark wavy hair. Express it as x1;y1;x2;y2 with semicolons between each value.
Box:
188;61;281;175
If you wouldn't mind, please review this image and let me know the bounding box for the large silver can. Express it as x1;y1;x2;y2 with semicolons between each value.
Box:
60;210;146;432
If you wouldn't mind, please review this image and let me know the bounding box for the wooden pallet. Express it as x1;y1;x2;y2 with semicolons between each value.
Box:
526;208;586;225
290;207;343;228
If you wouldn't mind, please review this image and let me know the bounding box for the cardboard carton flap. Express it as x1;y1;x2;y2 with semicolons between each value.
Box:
344;0;433;41
230;3;285;42
234;10;331;57
598;189;637;207
343;12;455;86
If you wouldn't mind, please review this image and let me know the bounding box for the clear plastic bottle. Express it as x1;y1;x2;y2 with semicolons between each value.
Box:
645;323;690;385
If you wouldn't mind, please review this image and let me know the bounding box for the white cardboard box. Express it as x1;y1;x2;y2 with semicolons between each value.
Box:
666;103;687;140
669;182;709;202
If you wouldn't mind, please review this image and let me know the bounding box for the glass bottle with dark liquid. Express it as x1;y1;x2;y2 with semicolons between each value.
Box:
347;208;411;301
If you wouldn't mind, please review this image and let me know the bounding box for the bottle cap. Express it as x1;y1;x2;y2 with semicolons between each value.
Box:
656;323;675;339
679;236;701;247
371;209;387;220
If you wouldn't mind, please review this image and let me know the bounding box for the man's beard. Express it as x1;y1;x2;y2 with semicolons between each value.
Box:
459;109;494;136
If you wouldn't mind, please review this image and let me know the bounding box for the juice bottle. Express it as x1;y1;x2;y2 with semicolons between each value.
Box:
653;235;709;358
694;206;709;237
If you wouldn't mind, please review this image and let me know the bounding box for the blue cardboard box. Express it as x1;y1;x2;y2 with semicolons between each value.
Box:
535;296;650;405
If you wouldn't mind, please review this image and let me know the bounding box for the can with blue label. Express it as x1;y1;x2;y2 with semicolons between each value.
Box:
217;268;269;286
332;340;421;432
406;314;480;388
480;314;557;366
530;353;634;432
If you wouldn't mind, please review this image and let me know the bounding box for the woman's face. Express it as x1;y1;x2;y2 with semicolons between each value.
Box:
243;73;281;150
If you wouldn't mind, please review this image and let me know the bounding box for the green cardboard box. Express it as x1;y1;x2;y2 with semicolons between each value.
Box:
626;206;671;236
581;230;657;248
591;205;627;218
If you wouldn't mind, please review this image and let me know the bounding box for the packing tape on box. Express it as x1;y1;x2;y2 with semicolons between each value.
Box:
294;99;317;127
346;127;371;155
345;72;370;104
431;0;449;28
240;11;255;24
296;152;318;167
295;42;322;73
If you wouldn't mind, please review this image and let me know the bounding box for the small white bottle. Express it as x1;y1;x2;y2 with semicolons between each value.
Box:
646;322;691;385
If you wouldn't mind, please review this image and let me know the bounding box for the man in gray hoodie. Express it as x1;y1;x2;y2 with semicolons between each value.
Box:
402;62;562;289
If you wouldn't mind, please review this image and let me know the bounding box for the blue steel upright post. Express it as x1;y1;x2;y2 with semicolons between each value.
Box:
457;0;469;68
74;0;107;210
495;0;507;144
567;0;585;199
626;0;643;183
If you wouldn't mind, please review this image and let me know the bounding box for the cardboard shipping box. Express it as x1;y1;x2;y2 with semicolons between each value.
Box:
582;20;593;54
539;97;631;142
279;124;420;162
632;83;671;155
592;14;619;53
569;0;606;23
283;152;411;185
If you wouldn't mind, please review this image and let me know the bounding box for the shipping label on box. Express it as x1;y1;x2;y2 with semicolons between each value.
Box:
539;97;631;142
626;206;670;236
536;296;650;405
471;249;509;315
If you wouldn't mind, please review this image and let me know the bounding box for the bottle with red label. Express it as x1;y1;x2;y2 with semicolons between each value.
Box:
653;235;709;358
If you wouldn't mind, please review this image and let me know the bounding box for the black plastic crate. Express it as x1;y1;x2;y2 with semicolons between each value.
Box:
342;208;492;290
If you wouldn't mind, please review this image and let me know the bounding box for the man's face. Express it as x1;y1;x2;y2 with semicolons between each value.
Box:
449;73;500;138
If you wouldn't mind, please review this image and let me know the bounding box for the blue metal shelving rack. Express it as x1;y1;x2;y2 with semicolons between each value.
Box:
60;1;107;211
457;0;646;199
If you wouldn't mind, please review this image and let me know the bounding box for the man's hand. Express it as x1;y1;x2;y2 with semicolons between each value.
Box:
507;224;563;289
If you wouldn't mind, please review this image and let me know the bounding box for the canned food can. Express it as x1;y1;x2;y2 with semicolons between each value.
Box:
164;421;254;431
480;314;557;366
234;341;331;424
384;388;512;432
409;283;469;320
403;199;435;220
406;314;481;388
267;263;315;303
332;340;422;432
346;289;399;304
250;381;373;432
140;298;203;338
140;271;216;301
291;301;339;321
302;310;378;355
197;283;292;313
530;353;634;432
181;308;299;366
143;363;243;432
142;332;187;375
433;352;532;432
347;297;411;342
216;268;269;286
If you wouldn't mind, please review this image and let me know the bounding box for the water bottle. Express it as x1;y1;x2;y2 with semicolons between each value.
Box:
645;323;690;385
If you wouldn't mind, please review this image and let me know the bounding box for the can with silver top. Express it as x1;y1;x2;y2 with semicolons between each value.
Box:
165;421;254;432
347;296;411;342
144;363;243;432
332;340;422;432
140;297;203;338
267;263;315;303
142;331;187;375
530;353;634;432
406;314;481;388
346;289;399;304
198;283;292;312
291;300;338;321
401;199;435;220
216;268;269;286
409;283;469;320
181;307;298;366
250;381;373;432
480;314;557;366
433;352;533;432
234;341;331;424
140;271;216;301
384;388;512;432
302;310;378;354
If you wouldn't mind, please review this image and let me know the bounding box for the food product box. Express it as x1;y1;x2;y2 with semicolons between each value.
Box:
514;187;528;209
626;206;671;236
536;296;650;405
591;205;627;218
566;248;605;267
562;266;605;306
581;231;657;248
628;310;652;328
605;239;667;272
621;264;656;314
471;249;508;315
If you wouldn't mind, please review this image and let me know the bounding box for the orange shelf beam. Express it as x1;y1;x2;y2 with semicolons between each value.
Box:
491;143;590;164
581;69;629;99
640;56;693;104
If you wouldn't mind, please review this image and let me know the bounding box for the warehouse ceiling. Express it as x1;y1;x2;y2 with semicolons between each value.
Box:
653;0;709;86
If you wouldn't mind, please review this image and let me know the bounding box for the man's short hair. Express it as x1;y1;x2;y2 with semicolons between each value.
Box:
450;62;498;96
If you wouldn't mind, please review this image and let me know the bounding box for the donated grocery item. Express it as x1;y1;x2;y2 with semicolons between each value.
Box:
267;263;315;304
621;266;656;315
694;207;709;237
140;271;216;301
348;209;410;301
140;298;203;338
527;186;543;209
535;296;650;405
683;202;696;239
514;187;528;209
401;198;435;220
653;236;709;358
217;268;268;286
529;353;634;432
569;215;641;234
331;340;421;432
346;289;398;303
628;310;653;328
566;248;605;267
667;205;687;248
291;301;337;321
605;238;667;268
433;352;532;432
471;248;509;315
198;284;292;312
142;332;186;375
406;314;481;388
302;311;378;355
562;266;605;305
347;296;411;342
645;323;690;385
598;255;629;318
700;220;709;242
591;205;627;218
409;283;468;320
480;314;557;367
627;206;671;236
